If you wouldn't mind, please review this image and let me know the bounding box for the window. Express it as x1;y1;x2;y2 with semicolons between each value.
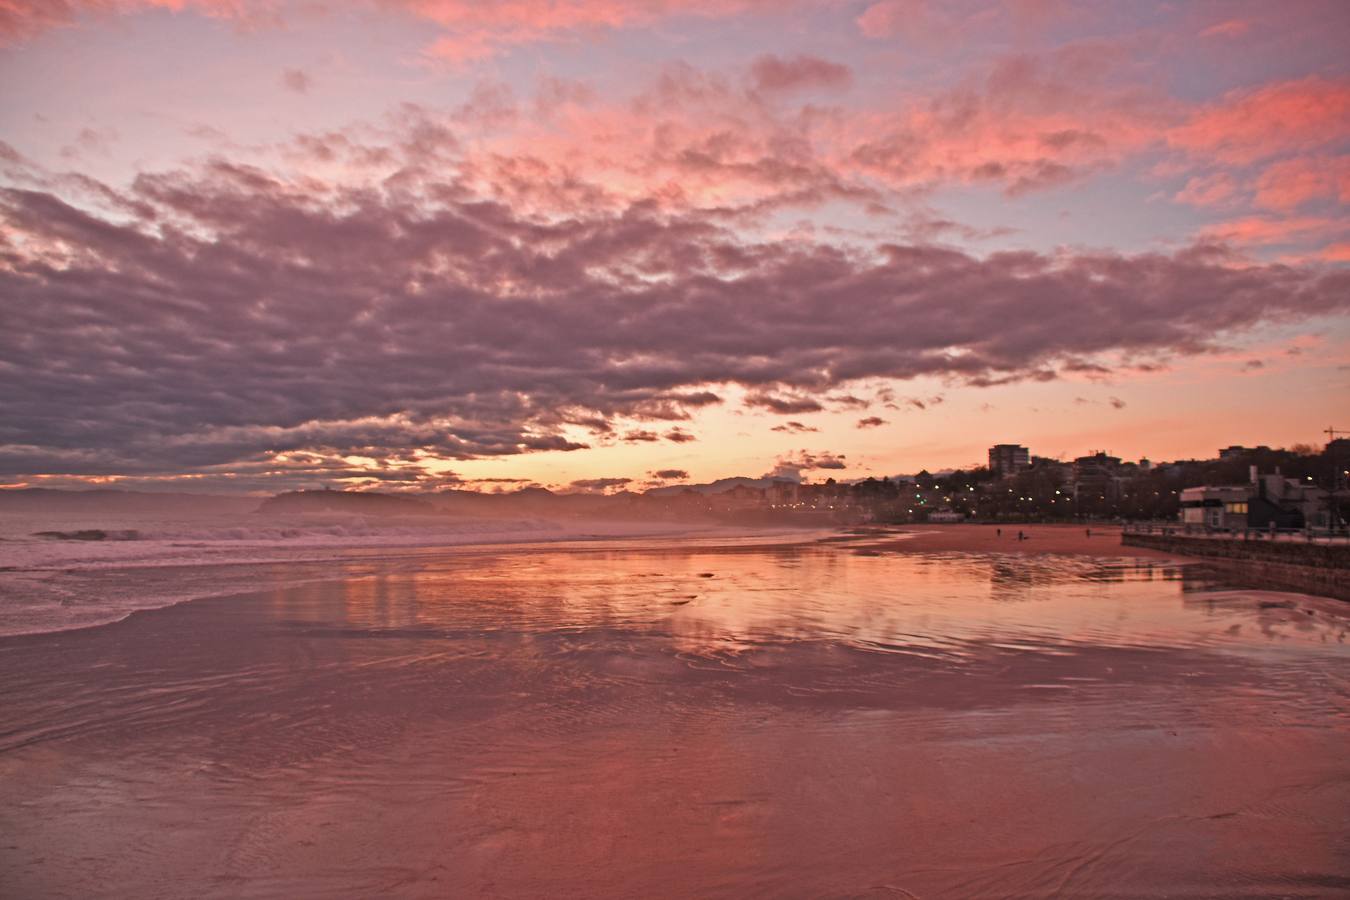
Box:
1225;502;1248;514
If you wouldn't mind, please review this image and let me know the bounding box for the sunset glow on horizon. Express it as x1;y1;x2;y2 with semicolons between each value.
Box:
2;0;1348;494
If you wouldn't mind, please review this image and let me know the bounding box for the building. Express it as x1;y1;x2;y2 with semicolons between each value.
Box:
1072;452;1122;504
666;488;710;515
927;509;965;523
1326;437;1350;464
713;484;766;511
1218;445;1271;460
988;444;1030;477
1180;467;1329;529
1031;456;1073;481
1253;470;1329;528
765;479;801;506
1180;485;1251;528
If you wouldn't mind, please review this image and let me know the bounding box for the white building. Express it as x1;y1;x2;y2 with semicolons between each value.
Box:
1179;485;1250;528
1180;467;1328;529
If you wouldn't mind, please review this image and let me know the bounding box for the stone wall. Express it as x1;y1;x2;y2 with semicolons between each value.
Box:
1121;533;1349;601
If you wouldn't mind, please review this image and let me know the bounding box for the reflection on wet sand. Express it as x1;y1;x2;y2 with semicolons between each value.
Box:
1;541;1347;898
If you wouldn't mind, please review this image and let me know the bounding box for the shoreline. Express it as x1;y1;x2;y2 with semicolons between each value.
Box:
839;523;1182;561
0;523;836;640
1;521;1331;643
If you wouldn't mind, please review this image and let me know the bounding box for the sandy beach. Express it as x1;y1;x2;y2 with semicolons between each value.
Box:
844;523;1180;560
2;532;1347;898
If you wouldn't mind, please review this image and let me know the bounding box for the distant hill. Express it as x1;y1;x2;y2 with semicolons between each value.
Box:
431;487;641;518
0;489;257;515
0;479;795;519
256;490;436;516
644;476;780;497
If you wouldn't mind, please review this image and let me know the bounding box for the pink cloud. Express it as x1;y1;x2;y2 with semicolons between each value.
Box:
856;0;945;41
1197;215;1341;246
27;8;1328;218
280;68;311;94
1199;19;1250;39
1173;172;1236;207
533;75;598;117
849;44;1168;194
1312;241;1350;263
451;80;519;130
0;0;783;55
394;0;787;62
1169;77;1350;165
451;46;1170;216
1253;155;1350;211
0;0;278;41
856;0;1070;43
748;54;852;94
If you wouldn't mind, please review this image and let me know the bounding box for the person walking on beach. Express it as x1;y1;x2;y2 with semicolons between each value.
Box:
997;528;1002;538
1086;528;1091;538
1017;530;1024;541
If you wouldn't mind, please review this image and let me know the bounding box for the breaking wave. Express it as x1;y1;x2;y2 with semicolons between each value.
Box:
0;513;734;637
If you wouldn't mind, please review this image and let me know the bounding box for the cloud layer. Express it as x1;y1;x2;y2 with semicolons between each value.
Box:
2;133;1346;484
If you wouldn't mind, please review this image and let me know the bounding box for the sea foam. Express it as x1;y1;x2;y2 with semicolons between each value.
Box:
0;511;716;636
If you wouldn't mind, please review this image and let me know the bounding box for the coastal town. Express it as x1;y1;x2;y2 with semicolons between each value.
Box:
219;436;1350;535
631;437;1350;532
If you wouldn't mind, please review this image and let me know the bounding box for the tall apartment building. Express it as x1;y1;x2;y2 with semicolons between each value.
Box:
988;444;1030;477
1071;451;1123;503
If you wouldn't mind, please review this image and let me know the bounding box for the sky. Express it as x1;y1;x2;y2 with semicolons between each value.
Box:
0;0;1348;495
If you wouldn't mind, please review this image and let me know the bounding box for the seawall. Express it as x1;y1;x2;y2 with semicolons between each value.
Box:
1121;532;1350;601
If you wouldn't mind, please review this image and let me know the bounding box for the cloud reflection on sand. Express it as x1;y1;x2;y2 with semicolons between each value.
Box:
1;541;1347;897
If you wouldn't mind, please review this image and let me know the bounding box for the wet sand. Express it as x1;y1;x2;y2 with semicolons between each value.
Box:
2;538;1347;898
849;523;1178;560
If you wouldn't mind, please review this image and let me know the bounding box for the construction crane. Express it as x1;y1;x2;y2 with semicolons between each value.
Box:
1326;426;1349;442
